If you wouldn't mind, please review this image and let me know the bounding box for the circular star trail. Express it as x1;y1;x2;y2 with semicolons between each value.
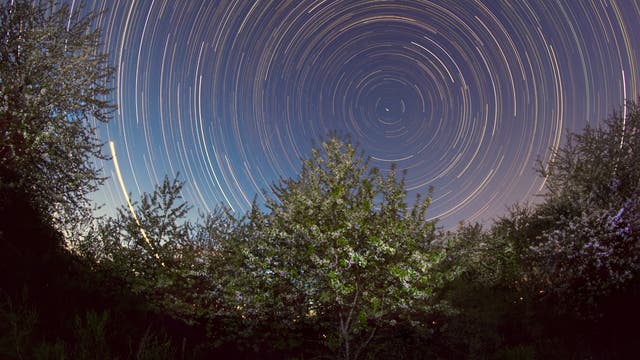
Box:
85;0;640;229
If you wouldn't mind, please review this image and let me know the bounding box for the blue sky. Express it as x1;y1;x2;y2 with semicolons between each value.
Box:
84;0;640;229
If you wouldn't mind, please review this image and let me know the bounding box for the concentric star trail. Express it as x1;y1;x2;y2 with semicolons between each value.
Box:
84;0;640;229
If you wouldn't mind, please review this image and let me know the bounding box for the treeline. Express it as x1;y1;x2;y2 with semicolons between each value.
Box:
1;1;639;359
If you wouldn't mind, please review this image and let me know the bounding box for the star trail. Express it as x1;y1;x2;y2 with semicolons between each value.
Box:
83;0;640;229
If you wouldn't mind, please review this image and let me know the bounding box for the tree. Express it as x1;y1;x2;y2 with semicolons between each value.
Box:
218;137;452;359
532;100;640;316
0;0;114;229
433;101;640;358
80;176;215;322
436;209;550;358
540;101;640;209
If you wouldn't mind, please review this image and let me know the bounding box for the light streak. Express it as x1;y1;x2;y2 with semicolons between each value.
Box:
109;141;165;267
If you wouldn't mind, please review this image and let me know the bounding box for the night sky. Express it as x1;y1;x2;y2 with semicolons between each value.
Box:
82;0;640;229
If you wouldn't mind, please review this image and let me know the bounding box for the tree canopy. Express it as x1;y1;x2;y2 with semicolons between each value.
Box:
0;0;114;228
210;137;452;359
530;101;640;313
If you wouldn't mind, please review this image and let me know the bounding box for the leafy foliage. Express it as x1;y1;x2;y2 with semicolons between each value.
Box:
80;176;215;323
212;137;452;359
437;101;640;358
0;0;114;228
2;4;638;355
530;101;640;315
540;101;640;208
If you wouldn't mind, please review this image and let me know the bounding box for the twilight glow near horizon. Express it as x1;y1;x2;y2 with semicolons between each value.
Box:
85;0;640;229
